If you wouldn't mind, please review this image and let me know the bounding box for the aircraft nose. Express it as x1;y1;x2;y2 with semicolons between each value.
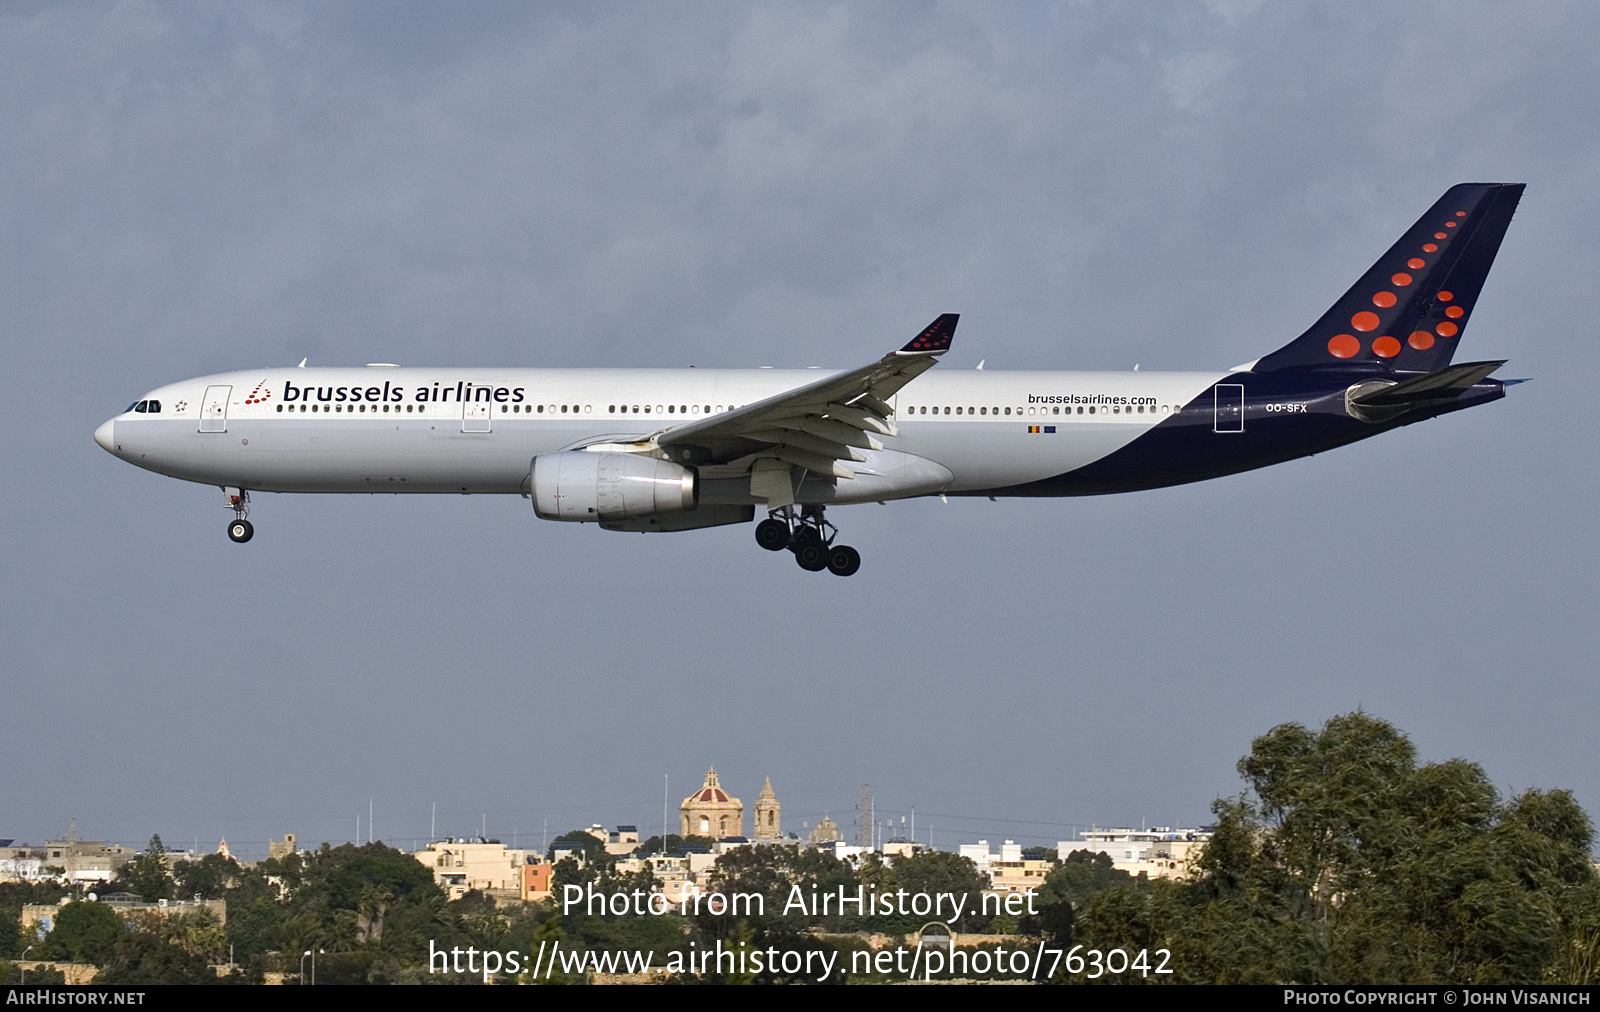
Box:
95;419;116;453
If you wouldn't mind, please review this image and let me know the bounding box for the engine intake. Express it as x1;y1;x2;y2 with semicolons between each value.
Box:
531;451;697;521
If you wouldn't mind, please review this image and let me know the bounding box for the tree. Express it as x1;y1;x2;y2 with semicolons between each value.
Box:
44;901;125;965
93;933;217;985
546;829;612;866
1020;849;1135;945
637;834;716;856
1072;712;1600;985
115;835;174;902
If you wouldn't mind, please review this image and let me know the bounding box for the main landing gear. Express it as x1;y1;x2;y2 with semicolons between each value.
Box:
755;506;861;577
224;487;254;543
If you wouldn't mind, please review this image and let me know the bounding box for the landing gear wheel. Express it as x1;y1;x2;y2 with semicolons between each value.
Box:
826;544;861;577
227;519;254;543
755;518;790;551
794;542;828;571
789;526;821;550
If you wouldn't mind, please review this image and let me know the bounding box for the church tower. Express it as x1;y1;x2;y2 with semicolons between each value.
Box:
754;777;781;840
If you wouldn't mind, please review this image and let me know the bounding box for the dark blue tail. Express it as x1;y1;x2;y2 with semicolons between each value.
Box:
1254;183;1523;374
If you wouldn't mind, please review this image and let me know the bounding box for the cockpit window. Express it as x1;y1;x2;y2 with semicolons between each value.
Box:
147;400;160;413
127;401;141;413
126;399;161;413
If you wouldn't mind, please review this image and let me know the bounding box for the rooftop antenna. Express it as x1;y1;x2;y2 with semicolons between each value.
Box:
297;358;307;368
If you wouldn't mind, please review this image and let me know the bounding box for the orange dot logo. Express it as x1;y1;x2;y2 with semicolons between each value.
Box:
1435;232;1447;239
1437;291;1453;301
1445;221;1457;228
1436;321;1459;337
1408;330;1435;350
1392;272;1413;286
1423;243;1438;252
1446;305;1464;319
1351;311;1380;332
1372;291;1397;308
1328;334;1361;358
1455;211;1467;217
1407;258;1426;269
1372;336;1401;358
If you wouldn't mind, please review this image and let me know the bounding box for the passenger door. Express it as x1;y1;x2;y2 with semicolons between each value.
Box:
199;385;232;432
461;397;492;433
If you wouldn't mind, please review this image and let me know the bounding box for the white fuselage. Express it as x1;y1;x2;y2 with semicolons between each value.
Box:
99;365;1227;499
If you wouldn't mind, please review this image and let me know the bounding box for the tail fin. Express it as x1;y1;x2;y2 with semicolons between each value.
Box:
1254;183;1523;373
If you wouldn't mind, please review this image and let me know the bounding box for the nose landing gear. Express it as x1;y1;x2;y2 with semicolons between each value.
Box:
224;487;253;543
754;506;860;576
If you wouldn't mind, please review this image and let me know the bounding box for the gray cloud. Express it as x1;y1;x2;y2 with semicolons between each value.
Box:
2;1;1597;855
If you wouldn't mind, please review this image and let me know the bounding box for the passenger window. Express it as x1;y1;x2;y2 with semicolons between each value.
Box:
979;407;986;415
277;405;283;412
1004;407;1011;415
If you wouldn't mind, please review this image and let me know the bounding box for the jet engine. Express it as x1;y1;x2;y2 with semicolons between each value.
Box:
531;451;697;522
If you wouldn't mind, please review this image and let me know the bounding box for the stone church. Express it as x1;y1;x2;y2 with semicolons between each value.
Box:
680;768;782;840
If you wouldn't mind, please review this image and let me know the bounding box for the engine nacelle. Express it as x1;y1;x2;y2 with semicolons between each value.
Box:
531;451;697;521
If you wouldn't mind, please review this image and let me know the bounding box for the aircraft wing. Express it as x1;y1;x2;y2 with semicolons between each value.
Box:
655;314;957;507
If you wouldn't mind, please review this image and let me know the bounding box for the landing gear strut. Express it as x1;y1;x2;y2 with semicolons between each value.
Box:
754;506;861;576
224;487;253;543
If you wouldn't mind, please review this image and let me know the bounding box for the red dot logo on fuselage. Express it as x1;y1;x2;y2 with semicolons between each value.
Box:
245;380;273;405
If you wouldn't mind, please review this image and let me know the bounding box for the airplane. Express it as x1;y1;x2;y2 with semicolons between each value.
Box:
95;182;1524;576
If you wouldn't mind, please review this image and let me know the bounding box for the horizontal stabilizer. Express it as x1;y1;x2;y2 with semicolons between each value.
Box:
1348;360;1505;407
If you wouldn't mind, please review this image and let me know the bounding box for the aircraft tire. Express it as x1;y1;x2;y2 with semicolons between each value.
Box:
228;519;254;543
755;518;790;551
789;526;821;552
794;543;828;571
826;545;861;577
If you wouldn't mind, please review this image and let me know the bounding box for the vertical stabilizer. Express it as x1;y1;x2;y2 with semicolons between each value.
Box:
1254;183;1523;373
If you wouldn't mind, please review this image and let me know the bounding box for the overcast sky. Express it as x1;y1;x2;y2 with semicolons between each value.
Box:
4;1;1598;859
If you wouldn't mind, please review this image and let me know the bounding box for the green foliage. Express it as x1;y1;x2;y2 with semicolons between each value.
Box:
114;835;175;903
637;834;717;856
93;932;217;985
878;850;990;934
44;901;125;966
1;961;66;984
174;853;247;899
1019;848;1133;945
546;829;612;865
1071;712;1600;985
